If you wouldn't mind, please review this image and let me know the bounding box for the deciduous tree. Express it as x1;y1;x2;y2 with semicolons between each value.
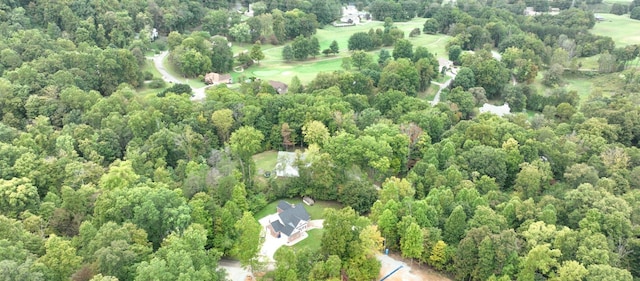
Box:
250;41;265;64
211;109;234;144
233;211;263;273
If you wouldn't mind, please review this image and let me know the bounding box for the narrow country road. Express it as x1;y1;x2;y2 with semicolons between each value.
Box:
430;75;454;106
152;51;181;84
149;51;211;101
431;58;457;106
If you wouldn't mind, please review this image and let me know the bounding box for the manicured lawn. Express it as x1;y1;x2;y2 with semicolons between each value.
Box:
603;0;631;4
252;150;279;173
254;198;343;220
563;75;595;98
529;74;593;98
236;18;450;84
575;55;600;71
142;59;163;79
136;85;164;98
291;228;324;252
243;56;345;83
591;14;640;47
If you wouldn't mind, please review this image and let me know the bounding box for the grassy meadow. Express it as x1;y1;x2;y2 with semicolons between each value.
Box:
591;14;640;47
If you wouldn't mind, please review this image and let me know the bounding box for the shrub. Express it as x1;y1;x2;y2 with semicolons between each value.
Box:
158;83;191;97
143;71;153;81
631;7;640;19
409;28;421;37
148;79;165;89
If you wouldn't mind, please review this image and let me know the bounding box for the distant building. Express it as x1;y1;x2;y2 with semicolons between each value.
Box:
334;4;369;26
524;7;541;16
524;6;562;16
151;28;158;41
204;72;232;85
478;103;511;117
268;80;288;94
275;151;304;177
268;201;310;242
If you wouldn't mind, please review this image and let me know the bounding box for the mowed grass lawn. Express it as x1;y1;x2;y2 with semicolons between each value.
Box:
591;14;640;47
291;228;324;252
254;198;343;220
563;75;595;99
529;72;596;99
252;150;279;173
237;18;450;83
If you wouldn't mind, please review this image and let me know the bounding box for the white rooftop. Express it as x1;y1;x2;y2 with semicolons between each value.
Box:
478;103;511;117
275;151;305;177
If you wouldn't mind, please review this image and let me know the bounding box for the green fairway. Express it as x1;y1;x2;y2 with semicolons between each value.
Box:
603;0;631;3
291;228;324;252
237;18;450;83
254;198;343;220
592;14;640;47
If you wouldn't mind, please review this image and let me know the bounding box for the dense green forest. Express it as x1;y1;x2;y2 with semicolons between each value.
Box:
1;0;640;280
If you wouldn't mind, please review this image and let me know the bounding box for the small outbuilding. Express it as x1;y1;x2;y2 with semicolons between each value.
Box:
205;72;232;85
268;80;288;94
275;151;304;177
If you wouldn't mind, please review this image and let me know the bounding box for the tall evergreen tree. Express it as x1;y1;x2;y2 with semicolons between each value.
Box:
444;205;467;244
401;222;424;264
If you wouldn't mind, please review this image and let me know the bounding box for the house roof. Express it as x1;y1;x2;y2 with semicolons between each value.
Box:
271;201;310;236
275;151;304;177
205;72;232;84
268;80;288;94
277;200;292;211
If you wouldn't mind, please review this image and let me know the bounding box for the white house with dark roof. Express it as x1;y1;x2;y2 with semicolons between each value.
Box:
267;201;310;242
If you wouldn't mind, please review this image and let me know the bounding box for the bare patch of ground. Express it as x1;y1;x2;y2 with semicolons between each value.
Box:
378;253;452;281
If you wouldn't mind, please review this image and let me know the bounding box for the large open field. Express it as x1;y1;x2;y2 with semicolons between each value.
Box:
591;14;640;47
235;18;450;84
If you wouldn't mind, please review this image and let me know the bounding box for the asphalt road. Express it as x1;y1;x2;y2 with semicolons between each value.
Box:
150;51;211;101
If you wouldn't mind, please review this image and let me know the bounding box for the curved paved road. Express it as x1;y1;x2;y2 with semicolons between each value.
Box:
150;51;212;101
431;59;457;106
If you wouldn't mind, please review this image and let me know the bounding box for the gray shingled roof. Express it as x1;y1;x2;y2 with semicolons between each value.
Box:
277;200;292;211
271;201;310;236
